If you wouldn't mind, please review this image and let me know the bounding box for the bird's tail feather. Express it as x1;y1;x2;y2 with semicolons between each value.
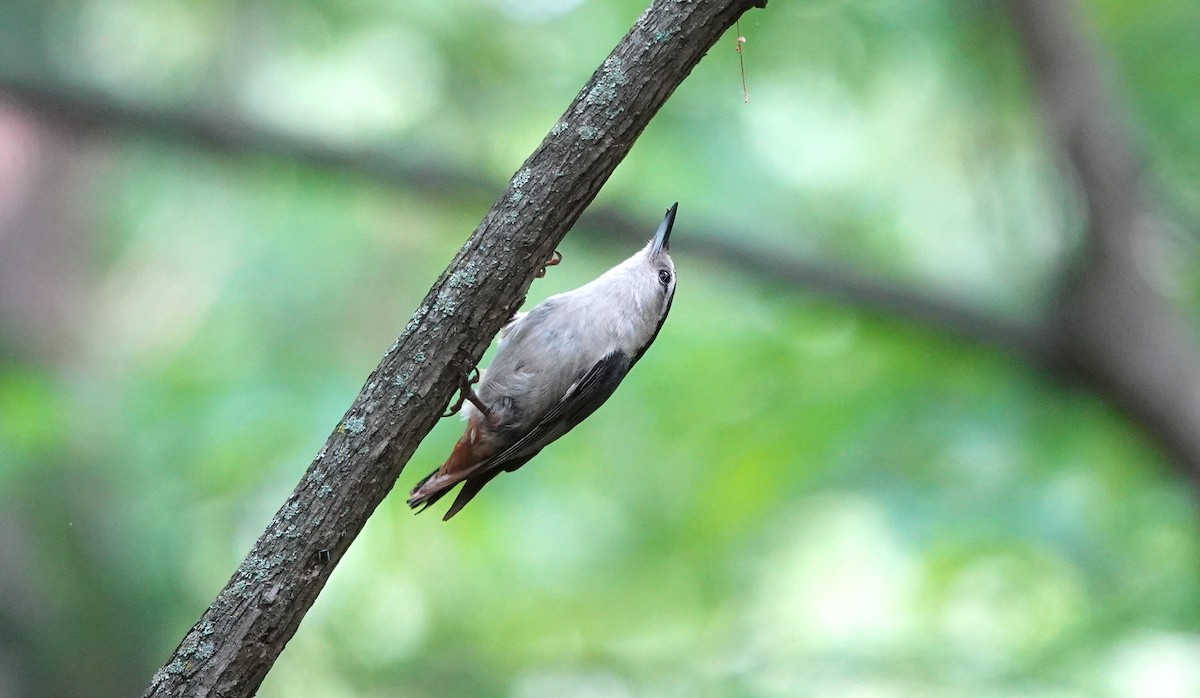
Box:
407;420;495;513
406;467;469;510
441;470;502;521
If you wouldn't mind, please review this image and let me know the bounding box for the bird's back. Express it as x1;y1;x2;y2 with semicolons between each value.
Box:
478;289;622;430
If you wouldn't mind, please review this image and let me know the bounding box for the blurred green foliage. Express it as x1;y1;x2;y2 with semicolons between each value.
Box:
1;0;1199;696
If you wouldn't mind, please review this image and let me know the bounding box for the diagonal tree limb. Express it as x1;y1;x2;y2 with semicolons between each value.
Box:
1005;0;1200;480
140;1;767;695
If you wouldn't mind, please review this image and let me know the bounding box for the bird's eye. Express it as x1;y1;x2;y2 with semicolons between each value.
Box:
657;269;672;286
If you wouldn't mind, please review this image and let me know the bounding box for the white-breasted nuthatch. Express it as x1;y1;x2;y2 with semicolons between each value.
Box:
408;203;679;520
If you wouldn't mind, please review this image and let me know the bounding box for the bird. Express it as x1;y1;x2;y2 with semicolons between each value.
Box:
408;203;679;520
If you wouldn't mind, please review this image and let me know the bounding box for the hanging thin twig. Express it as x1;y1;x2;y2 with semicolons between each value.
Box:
736;19;748;102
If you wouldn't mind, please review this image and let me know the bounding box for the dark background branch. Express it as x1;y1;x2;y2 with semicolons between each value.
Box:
0;73;1047;362
0;74;496;202
1004;0;1200;481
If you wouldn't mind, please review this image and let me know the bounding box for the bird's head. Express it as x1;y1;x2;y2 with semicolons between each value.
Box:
623;202;678;334
580;203;678;338
642;201;678;305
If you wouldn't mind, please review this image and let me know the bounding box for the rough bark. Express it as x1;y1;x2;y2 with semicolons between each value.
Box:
141;0;766;696
1004;0;1200;480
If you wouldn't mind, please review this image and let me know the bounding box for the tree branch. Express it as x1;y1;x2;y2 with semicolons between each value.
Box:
1;70;1047;363
1005;0;1200;479
0;73;496;202
139;1;766;695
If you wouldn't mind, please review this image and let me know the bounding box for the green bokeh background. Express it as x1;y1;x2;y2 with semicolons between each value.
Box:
1;0;1199;696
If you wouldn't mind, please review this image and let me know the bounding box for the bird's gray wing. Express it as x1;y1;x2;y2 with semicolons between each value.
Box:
488;349;633;470
433;350;631;520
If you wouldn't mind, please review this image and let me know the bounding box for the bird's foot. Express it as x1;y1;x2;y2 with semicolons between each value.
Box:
534;250;562;278
442;365;489;418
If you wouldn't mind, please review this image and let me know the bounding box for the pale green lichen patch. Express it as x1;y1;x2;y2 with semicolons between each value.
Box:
585;56;627;107
155;658;186;683
551;120;569;135
578;125;600;140
403;304;431;335
507;168;531;202
653;26;679;44
238;552;291;585
434;286;458;316
447;263;478;289
155;620;218;680
342;415;366;435
278;500;300;522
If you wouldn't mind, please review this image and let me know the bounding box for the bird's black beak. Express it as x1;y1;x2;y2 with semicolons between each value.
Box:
651;202;678;256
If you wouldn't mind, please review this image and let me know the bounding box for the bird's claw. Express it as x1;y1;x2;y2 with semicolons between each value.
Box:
442;366;486;417
535;250;562;278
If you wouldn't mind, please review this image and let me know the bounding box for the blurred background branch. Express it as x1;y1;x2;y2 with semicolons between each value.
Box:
0;72;1052;360
1006;0;1200;481
0;74;497;201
